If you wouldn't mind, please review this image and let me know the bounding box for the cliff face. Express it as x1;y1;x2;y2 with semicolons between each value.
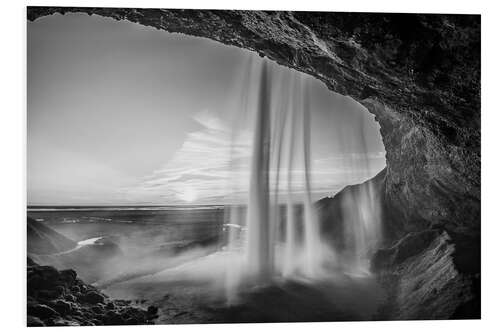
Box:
317;168;393;250
372;230;479;319
27;7;480;239
317;171;479;319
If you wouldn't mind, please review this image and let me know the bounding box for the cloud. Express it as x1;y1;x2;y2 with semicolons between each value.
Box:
121;110;386;204
120;110;253;204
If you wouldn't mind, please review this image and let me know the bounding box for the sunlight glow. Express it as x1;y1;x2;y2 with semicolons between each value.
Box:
177;185;198;203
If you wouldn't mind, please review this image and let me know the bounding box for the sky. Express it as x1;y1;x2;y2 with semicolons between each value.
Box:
27;13;386;205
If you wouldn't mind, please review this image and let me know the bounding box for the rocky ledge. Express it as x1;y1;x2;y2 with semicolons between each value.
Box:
372;229;480;319
27;257;158;326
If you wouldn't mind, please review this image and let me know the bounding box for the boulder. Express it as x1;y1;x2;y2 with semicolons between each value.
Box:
27;304;58;319
79;291;106;305
51;317;80;326
27;315;45;327
103;310;124;325
147;305;159;316
59;269;77;286
91;305;104;314
52;300;72;316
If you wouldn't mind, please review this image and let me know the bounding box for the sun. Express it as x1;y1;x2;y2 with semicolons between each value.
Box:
177;185;198;203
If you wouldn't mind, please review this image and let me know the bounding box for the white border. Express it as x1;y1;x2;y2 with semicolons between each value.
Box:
2;0;499;332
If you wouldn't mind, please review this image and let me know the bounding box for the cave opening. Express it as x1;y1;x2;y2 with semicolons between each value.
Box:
28;12;387;204
26;7;483;324
28;12;390;321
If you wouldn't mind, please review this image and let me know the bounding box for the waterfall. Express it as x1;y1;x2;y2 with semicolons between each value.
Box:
299;76;323;277
245;60;273;282
340;179;383;275
282;70;299;277
223;57;382;303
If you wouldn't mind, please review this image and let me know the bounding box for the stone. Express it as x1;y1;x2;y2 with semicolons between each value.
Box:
125;317;139;325
37;289;61;300
72;308;84;316
147;305;158;316
52;300;72;316
103;310;124;325
59;269;77;286
31;265;59;285
27;304;58;319
27;315;45;327
80;291;105;305
51;318;80;326
115;299;131;306
91;305;104;314
89;319;100;326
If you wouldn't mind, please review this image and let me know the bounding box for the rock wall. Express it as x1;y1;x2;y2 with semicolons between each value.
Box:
317;169;480;319
27;7;480;239
372;230;479;319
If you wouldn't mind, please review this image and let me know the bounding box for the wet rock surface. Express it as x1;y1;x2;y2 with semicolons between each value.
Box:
27;258;158;326
372;229;479;319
